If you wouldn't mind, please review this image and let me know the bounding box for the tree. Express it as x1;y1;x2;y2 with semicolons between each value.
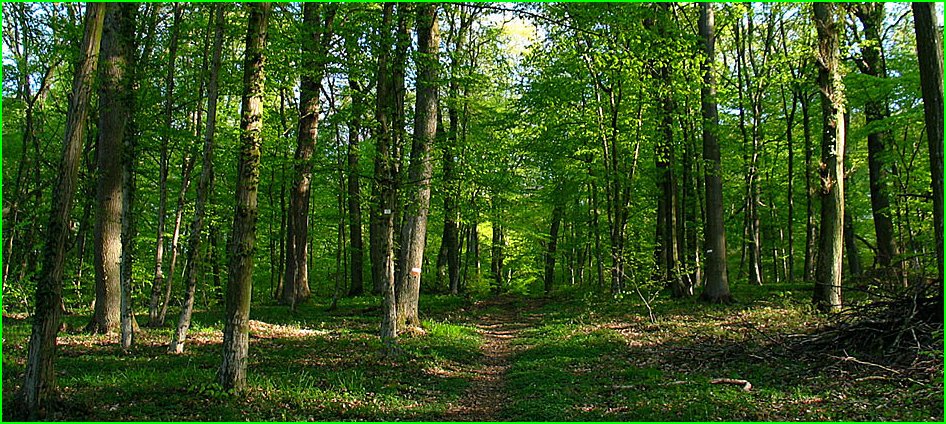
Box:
148;4;182;327
347;79;366;297
15;4;105;418
395;3;439;330
170;4;226;354
651;4;687;297
374;3;409;350
219;1;270;392
912;2;944;281
545;203;564;294
698;2;732;303
851;4;900;277
91;2;137;335
282;3;338;308
119;2;142;349
439;4;474;295
813;3;844;312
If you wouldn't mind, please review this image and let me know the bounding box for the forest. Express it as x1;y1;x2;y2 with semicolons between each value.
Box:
1;2;943;421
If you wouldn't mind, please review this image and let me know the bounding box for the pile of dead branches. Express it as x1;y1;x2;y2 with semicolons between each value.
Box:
793;281;943;364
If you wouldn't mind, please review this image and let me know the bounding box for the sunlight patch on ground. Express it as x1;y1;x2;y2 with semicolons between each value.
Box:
248;320;330;339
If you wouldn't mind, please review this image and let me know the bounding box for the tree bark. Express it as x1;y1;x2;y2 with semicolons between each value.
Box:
813;3;844;313
395;3;439;331
347;79;365;296
16;4;104;418
545;203;564;294
219;1;270;392
92;3;136;335
801;94;818;281
698;3;732;303
851;4;900;277
490;201;505;293
912;2;945;281
369;5;411;300
375;3;408;350
148;4;182;327
119;3;141;349
441;5;471;295
171;4;225;354
282;3;337;308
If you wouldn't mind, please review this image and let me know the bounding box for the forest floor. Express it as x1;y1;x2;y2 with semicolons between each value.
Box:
2;283;943;421
445;295;541;420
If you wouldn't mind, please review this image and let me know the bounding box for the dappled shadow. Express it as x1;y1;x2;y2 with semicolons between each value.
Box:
1;295;486;421
502;303;944;421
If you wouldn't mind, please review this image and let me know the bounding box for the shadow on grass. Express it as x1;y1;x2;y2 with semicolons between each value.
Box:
2;295;483;421
503;289;943;422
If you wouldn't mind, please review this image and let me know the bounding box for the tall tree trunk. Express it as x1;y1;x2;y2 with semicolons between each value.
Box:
282;3;337;309
813;3;845;313
148;4;182;327
545;203;564;294
16;4;104;418
119;3;142;349
375;4;409;351
158;157;196;323
801;94;818;281
912;2;945;281
843;112;862;278
347;79;366;296
844;210;862;277
654;53;687;297
782;86;798;283
395;3;439;331
171;4;225;354
590;179;605;290
441;6;471;296
698;3;731;303
219;1;270;392
490;201;505;293
92;3;136;335
852;4;900;277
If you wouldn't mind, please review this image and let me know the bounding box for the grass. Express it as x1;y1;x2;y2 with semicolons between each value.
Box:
502;283;943;421
2;283;943;421
2;295;484;421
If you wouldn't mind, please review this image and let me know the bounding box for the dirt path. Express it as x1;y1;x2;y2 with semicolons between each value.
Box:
444;296;542;421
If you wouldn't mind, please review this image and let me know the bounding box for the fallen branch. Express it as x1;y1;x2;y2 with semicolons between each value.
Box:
710;378;752;392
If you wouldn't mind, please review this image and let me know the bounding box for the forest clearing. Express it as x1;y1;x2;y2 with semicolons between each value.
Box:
1;2;943;421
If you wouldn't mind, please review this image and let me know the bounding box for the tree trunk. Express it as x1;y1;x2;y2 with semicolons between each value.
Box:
783;87;798;283
813;3;844;313
656;80;686;297
395;3;439;331
219;2;270;392
119;3;142;349
698;3;731;303
441;6;471;296
347;79;365;296
375;4;409;350
545;203;564;294
371;4;409;296
852;4;900;277
158;158;196;323
16;4;104;418
282;3;337;309
148;4;182;327
912;2;945;281
171;4;225;354
490;205;505;293
844;209;862;277
92;3;136;335
801;94;818;281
